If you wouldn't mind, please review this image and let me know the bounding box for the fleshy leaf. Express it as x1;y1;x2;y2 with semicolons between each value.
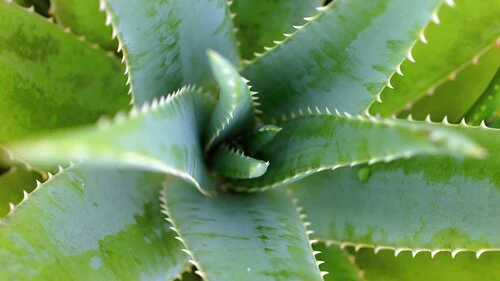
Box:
230;0;323;59
101;0;240;104
315;243;363;281
398;45;500;123
288;124;500;252
228;113;484;191
466;68;500;128
204;50;256;150
51;0;117;50
0;2;129;143
371;0;500;116
242;124;282;156
242;0;444;121
6;86;216;195
162;177;323;281
211;145;268;179
354;248;500;281
0;167;42;217
0;166;187;280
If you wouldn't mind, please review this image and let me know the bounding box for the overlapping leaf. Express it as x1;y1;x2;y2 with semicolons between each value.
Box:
354;248;500;281
230;0;323;59
315;243;363;281
162;177;323;281
288;124;500;252
204;50;256;151
0;2;129;143
6;87;216;195
101;0;240;104
467;69;500;128
371;0;500;116
0;167;42;217
0;166;187;280
51;0;117;50
398;48;500;123
243;0;444;121
211;145;268;179
229;113;484;191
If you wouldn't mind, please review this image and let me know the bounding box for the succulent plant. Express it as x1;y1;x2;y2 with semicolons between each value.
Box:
0;0;499;280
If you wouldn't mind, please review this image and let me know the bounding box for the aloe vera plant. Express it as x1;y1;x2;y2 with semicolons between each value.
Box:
0;0;499;280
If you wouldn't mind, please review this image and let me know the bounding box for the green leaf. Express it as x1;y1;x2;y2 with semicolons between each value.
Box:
314;243;363;281
354;248;500;281
162;177;323;281
0;2;129;143
204;50;256;151
466;68;500;128
211;145;268;179
230;0;323;59
51;0;117;50
370;0;500;116
228;113;484;191
287;124;500;252
101;0;240;104
242;124;282;156
6;86;216;195
14;0;50;16
397;47;500;123
0;167;42;217
242;0;444;121
0;166;187;280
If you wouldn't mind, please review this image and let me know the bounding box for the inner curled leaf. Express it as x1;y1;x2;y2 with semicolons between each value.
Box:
203;50;258;151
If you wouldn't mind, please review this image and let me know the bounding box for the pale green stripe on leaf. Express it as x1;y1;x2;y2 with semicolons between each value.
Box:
314;243;363;281
6;87;216;195
211;145;268;179
228;113;484;192
287;125;500;252
242;0;443;121
0;167;42;217
0;2;129;143
204;50;255;150
0;166;187;280
162;177;323;281
371;0;500;116
51;0;117;50
230;0;323;59
354;248;500;281
398;46;500;123
466;68;500;128
101;0;240;104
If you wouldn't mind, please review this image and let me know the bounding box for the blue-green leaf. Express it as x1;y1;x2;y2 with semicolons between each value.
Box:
229;113;484;191
6;86;216;195
0;166;187;280
162;177;323;281
211;145;268;179
101;0;240;104
288;124;500;253
204;50;256;150
243;0;445;121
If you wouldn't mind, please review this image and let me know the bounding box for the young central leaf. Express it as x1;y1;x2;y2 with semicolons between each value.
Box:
204;51;257;151
211;145;269;179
